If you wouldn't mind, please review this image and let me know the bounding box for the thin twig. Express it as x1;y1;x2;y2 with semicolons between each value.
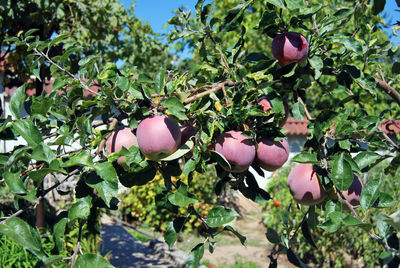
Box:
374;77;400;106
70;222;83;268
0;169;80;225
184;81;240;103
33;48;101;97
290;207;310;241
297;96;313;120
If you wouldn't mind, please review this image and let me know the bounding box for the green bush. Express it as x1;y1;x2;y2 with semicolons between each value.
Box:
262;162;400;267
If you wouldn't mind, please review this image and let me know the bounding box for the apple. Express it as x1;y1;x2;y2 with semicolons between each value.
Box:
341;175;363;206
256;138;289;171
271;32;309;66
214;130;256;173
180;121;196;145
136;114;181;161
105;126;138;165
255;97;288;127
287;163;326;205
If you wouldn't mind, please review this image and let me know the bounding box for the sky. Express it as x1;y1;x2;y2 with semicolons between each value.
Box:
121;0;400;43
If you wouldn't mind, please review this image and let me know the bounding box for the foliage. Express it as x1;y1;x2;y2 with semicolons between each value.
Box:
263;162;400;267
0;0;400;267
119;167;217;232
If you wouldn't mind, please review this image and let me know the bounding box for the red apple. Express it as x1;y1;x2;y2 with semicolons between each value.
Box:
256;138;289;171
136;114;181;161
287;164;326;205
341;175;363;206
215;130;256;173
105;126;138;165
271;32;309;66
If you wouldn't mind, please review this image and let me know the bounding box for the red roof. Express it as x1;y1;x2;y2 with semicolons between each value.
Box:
282;118;400;135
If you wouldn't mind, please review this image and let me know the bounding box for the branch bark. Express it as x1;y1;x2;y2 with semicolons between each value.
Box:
184;81;240;104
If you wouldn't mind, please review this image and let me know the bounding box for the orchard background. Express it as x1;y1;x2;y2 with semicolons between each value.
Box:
0;0;400;267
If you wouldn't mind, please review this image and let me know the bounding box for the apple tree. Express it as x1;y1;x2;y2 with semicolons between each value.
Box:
0;0;400;267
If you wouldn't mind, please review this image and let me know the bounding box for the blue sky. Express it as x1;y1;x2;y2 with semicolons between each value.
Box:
121;0;400;43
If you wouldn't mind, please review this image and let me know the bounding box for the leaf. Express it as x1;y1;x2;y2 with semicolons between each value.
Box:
376;192;396;208
78;55;98;66
287;248;309;267
12;119;43;146
161;140;193;161
206;206;239;228
164;217;186;248
154;68;165;94
75;254;114;268
309;56;323;79
10;84;26;119
265;0;285;8
183;159;196;176
161;97;188;120
210;150;231;171
354;152;382;170
88;162;119;207
266;228;281;244
301;220;316;248
117;76;130;92
61;151;94;168
31;143;56;163
186;243;204;268
285;0;305;10
0;217;47;261
224;225;247;246
28;168;65;183
53;217;67;253
68;196;92;222
360;176;382;210
292;152;318;164
318;220;340;233
3;171;27;194
168;185;198;207
331;152;353;191
291;102;305;119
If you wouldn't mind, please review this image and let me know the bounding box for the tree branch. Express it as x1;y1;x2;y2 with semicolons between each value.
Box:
184;81;240;104
70;222;83;268
33;48;102;97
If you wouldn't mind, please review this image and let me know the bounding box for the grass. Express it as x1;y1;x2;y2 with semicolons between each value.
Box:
202;256;262;268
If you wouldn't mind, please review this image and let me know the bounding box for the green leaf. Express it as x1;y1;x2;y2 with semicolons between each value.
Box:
61;150;94;168
224;225;247;246
28;168;65;183
90;163;118;207
392;62;400;74
168;185;198;207
154;68;165;94
183;159;197;176
164;217;186;248
10;84;26;119
285;0;305;10
292;102;305;119
332;37;363;55
4;171;27;194
75;254;114;268
161;140;193;161
265;0;285;8
328;211;347;223
53;217;67;253
117;76;130;92
68;196;92;222
12;119;43;146
309;56;323;79
31;143;56;163
0;217;47;261
301;220;316;248
287;248;309;268
376;192;396;208
292;152;318;164
360;176;382;210
186;243;204;268
206;206;239;228
354;152;382;170
210;150;231;171
342;215;362;226
319;220;340;233
78;55;98;66
331;152;353;191
266;228;281;244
